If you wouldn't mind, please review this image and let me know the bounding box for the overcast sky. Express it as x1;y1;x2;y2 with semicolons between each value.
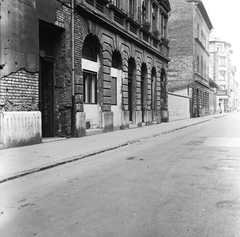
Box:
201;0;240;80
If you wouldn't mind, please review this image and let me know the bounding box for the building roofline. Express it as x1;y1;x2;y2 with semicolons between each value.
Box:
197;1;213;31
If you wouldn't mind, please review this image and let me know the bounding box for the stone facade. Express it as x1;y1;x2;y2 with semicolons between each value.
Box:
74;0;171;133
209;35;239;113
0;0;171;147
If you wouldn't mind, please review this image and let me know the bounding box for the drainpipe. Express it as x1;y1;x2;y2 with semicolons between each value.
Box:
71;0;75;137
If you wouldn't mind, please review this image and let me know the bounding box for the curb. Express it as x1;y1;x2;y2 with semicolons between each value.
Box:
0;115;224;184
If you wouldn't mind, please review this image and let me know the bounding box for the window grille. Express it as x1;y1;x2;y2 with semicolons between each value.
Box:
130;23;137;34
96;0;104;12
114;12;123;25
86;0;94;6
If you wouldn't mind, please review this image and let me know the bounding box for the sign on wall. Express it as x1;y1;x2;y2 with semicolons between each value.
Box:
216;90;227;96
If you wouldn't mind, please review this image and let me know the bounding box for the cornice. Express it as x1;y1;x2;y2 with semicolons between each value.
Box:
76;2;169;62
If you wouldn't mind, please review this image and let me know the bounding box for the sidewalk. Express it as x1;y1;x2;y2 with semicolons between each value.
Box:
0;113;228;183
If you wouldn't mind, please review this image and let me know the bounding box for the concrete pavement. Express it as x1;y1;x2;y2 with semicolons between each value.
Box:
0;113;228;183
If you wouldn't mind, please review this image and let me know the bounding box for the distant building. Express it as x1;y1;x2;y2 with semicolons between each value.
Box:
168;0;213;118
209;35;239;112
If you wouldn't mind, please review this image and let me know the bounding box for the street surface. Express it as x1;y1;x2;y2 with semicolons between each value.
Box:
1;112;240;237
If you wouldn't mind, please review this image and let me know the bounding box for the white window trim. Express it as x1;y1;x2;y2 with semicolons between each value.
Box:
82;58;99;72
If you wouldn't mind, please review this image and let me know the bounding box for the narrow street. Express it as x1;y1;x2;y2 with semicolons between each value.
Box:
1;113;240;237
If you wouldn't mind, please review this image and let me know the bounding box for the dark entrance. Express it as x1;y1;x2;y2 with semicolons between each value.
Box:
128;58;136;122
39;60;54;137
128;77;133;121
141;63;147;122
151;67;156;119
39;20;63;137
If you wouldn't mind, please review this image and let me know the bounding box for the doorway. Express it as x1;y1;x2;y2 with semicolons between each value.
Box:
141;63;147;122
128;58;136;122
151;68;156;119
39;60;54;137
128;77;133;121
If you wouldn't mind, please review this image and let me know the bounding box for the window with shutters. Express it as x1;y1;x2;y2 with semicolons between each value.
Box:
111;77;117;105
85;0;105;13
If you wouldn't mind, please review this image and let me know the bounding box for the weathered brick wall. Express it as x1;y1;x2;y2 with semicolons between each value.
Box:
54;5;72;137
0;69;39;111
168;0;194;85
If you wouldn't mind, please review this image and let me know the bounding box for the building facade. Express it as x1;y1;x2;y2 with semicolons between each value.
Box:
167;0;213;118
0;0;171;147
209;35;239;113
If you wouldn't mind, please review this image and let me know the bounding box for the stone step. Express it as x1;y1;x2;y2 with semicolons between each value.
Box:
86;128;104;136
0;144;5;150
42;137;67;143
129;123;138;129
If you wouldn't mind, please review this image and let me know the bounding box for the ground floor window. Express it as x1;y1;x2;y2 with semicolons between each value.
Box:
83;71;97;104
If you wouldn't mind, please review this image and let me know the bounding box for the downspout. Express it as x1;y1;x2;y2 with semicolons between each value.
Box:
71;0;75;136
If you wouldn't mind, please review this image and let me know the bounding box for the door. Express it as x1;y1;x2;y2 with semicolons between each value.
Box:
40;60;54;137
128;78;133;121
151;78;155;119
141;78;144;121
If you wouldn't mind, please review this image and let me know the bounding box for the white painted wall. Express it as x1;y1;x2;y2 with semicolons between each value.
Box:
0;111;41;148
168;93;190;121
111;68;122;129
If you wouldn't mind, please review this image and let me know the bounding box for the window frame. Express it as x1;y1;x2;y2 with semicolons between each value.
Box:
129;0;135;18
219;56;226;67
83;70;97;104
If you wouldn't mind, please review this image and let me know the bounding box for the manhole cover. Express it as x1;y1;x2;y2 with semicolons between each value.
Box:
216;201;240;209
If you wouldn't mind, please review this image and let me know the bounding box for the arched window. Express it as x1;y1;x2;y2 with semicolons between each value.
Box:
111;51;122;105
112;51;122;69
82;37;99;104
82;43;97;62
151;67;156;111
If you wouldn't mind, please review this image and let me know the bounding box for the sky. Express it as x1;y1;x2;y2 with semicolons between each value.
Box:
201;0;240;81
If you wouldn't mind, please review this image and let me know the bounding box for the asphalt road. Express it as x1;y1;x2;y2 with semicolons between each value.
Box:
1;113;240;237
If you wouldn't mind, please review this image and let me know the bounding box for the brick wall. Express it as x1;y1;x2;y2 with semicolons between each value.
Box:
0;69;39;111
53;4;72;137
168;0;194;85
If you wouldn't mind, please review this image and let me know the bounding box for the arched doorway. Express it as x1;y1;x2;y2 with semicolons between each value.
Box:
141;63;147;122
160;68;166;108
82;34;101;128
128;58;136;122
151;67;157;120
111;50;122;128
